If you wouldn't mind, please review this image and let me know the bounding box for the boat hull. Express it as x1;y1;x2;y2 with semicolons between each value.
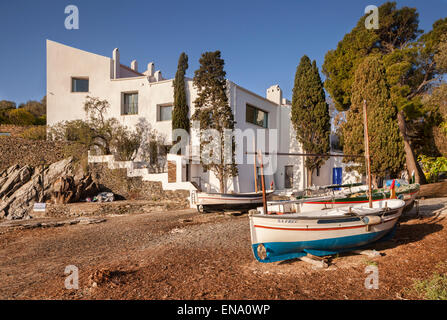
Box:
251;228;394;263
191;190;274;212
249;200;404;263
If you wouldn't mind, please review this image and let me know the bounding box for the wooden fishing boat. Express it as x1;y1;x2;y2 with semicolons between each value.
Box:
297;183;419;213
249;199;405;263
248;100;409;263
190;190;275;213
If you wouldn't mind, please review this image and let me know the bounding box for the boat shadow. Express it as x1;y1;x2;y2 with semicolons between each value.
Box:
366;205;445;252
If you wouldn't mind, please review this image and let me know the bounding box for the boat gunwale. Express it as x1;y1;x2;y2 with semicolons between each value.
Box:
196;190;275;199
249;208;401;221
301;189;419;204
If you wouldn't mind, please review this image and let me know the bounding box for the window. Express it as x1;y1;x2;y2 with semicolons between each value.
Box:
246;104;268;128
316;167;320;176
71;78;89;92
284;165;293;189
158;104;172;121
122;92;138;115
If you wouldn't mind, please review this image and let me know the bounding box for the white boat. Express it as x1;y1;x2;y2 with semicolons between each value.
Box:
249;199;405;263
295;183;419;213
190;190;275;213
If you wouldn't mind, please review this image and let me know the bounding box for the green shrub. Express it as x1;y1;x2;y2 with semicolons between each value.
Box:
34;115;46;125
19;126;47;140
418;155;447;183
412;273;447;300
7;109;35;125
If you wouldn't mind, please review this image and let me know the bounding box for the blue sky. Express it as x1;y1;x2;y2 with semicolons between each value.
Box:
0;0;446;105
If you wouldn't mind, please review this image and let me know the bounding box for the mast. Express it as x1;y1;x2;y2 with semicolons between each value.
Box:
363;100;373;208
253;138;258;192
257;150;267;215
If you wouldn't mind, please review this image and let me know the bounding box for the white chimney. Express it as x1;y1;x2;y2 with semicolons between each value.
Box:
266;85;282;105
147;62;155;77
131;60;138;72
154;70;163;82
113;48;120;79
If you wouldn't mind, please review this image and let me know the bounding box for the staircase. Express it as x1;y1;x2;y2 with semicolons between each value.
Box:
88;153;197;192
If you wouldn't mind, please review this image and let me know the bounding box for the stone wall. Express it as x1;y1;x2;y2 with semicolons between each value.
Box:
419;180;447;198
45;200;188;218
0;136;85;171
89;163;189;206
0;125;28;137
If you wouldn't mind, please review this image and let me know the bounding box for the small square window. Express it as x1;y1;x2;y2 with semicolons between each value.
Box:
158;105;173;121
72;78;89;92
246;104;268;128
122;92;138;115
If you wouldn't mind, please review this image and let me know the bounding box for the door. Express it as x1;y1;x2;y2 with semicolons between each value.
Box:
185;164;190;182
284;165;293;189
332;167;342;190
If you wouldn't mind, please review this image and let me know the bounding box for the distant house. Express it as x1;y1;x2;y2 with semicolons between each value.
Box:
46;40;360;193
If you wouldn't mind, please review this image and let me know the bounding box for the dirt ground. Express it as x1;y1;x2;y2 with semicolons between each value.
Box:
0;198;446;300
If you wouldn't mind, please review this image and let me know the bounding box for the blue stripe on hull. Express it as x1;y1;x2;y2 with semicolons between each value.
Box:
252;228;394;263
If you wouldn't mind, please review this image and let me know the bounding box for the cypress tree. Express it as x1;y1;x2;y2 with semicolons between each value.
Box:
192;51;237;193
291;55;331;187
172;52;189;133
342;56;405;185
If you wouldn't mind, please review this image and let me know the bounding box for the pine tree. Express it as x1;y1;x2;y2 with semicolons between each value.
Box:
322;2;447;184
291;56;331;187
192;51;238;193
172;53;190;134
342;56;405;185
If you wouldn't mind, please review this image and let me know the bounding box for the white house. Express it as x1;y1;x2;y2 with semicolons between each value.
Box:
46;40;361;194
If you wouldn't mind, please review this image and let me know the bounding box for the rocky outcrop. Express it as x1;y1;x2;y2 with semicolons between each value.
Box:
0;158;100;220
51;175;98;204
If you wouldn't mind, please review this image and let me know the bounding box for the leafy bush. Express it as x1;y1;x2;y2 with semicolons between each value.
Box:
34;115;46;125
112;125;141;161
49;97;149;162
48;120;95;146
418;155;447;183
6;109;35;125
0;97;46;125
20;100;46;118
135;118;168;172
19;126;47;140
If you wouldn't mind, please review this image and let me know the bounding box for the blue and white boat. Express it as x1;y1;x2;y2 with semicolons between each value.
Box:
249;199;405;263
